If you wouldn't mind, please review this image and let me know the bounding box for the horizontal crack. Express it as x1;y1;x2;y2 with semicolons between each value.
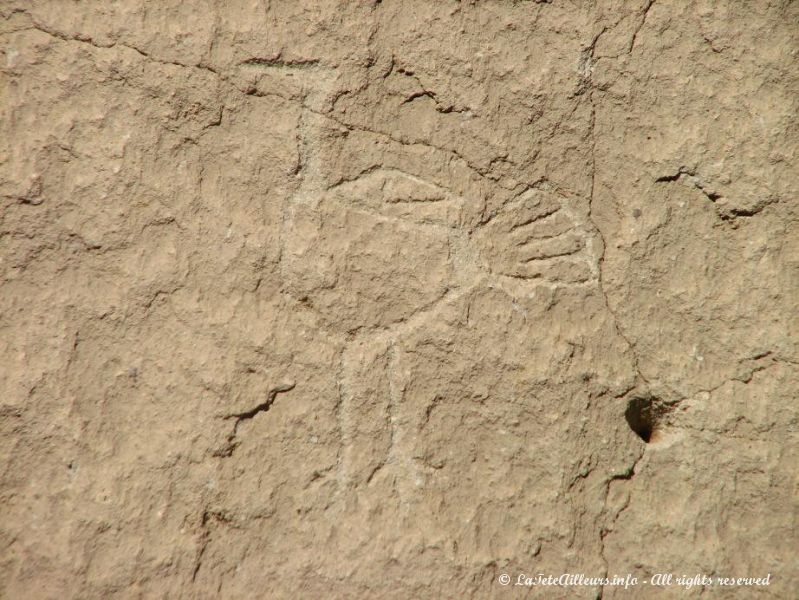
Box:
15;13;521;194
655;168;722;202
239;56;320;69
224;382;296;424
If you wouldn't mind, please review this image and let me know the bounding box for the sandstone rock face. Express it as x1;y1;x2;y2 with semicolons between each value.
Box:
1;1;797;599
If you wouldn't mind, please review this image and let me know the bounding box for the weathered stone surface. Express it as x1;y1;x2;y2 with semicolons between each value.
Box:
1;1;797;598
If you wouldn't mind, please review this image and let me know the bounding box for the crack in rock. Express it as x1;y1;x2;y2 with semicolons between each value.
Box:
214;383;296;457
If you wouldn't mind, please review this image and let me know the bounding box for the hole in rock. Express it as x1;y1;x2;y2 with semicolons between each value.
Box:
624;396;664;443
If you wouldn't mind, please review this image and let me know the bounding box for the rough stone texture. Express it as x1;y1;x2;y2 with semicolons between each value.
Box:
1;1;797;599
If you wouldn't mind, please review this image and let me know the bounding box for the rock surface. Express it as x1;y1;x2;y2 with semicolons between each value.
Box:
1;1;797;598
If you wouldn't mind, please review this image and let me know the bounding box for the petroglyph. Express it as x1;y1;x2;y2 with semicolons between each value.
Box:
3;2;797;597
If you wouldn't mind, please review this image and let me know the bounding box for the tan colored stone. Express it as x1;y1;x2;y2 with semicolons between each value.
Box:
1;1;797;598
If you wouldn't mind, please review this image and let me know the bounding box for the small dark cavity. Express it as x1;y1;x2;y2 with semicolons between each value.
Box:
625;396;665;443
632;208;642;219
